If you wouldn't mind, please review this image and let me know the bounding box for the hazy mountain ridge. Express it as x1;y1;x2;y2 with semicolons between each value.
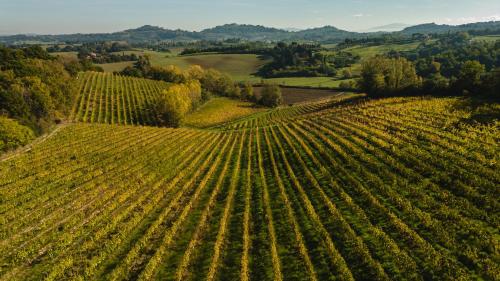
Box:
1;21;499;44
401;21;500;34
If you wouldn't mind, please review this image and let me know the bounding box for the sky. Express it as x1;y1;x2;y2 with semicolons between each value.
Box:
0;0;499;35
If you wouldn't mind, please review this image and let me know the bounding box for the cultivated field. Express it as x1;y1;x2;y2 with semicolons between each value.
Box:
253;86;347;104
57;41;425;89
0;95;498;281
343;42;421;60
73;72;353;127
183;97;265;128
100;50;268;82
162;54;267;82
472;35;500;42
99;61;136;73
96;49;357;88
71;72;170;126
52;51;79;60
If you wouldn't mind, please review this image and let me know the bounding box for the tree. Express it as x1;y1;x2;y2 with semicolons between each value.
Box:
342;69;353;79
259;84;282;107
134;55;152;74
155;85;192;127
0;50;77;134
240;82;256;102
456;60;486;94
423;74;450;95
339;80;356;89
0;116;35;152
359;56;422;96
185;80;202;108
480;68;500;98
430;61;442;74
200;69;239;97
186;65;205;80
149;65;187;83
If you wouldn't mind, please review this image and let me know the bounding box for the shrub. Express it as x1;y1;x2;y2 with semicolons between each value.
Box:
342;69;353;79
339;80;356;89
0;116;35;152
259;84;282;107
240;82;256;102
454;60;486;94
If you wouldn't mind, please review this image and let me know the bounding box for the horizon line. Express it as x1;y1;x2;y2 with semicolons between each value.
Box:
1;20;499;37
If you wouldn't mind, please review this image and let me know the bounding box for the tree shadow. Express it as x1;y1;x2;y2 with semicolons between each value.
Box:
450;96;500;125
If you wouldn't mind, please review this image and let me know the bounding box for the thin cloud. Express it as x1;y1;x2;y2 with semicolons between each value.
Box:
353;13;371;18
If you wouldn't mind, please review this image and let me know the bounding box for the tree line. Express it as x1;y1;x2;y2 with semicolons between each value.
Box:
121;56;282;127
48;42;141;64
358;32;500;98
0;45;81;151
258;42;360;78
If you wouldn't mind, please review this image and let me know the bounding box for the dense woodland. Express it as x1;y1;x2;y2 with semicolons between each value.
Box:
258;42;360;78
0;46;75;136
48;42;141;64
358;32;500;97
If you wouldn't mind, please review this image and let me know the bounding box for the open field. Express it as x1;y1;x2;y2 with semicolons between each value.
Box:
183;97;265;128
52;51;78;60
100;50;357;88
344;42;422;60
72;72;170;126
98;61;135;72
171;54;267;81
0;95;498;280
262;77;356;89
105;50;268;81
253;86;348;104
472;35;500;42
257;42;421;87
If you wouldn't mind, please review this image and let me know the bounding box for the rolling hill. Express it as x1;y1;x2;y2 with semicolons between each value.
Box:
1;94;498;280
401;21;500;34
3;21;498;45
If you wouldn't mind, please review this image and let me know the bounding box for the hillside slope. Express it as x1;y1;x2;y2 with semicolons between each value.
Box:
71;72;170;126
0;96;498;280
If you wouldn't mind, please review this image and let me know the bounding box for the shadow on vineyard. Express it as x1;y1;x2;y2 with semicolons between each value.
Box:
1;3;499;280
1;95;498;280
450;97;500;125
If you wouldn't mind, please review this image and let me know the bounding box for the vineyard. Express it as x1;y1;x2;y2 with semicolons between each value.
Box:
0;94;499;280
71;72;170;126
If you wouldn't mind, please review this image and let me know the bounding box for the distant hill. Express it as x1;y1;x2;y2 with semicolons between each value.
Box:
401;21;500;34
0;23;364;44
1;21;499;45
292;25;364;41
200;24;289;40
0;25;200;44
